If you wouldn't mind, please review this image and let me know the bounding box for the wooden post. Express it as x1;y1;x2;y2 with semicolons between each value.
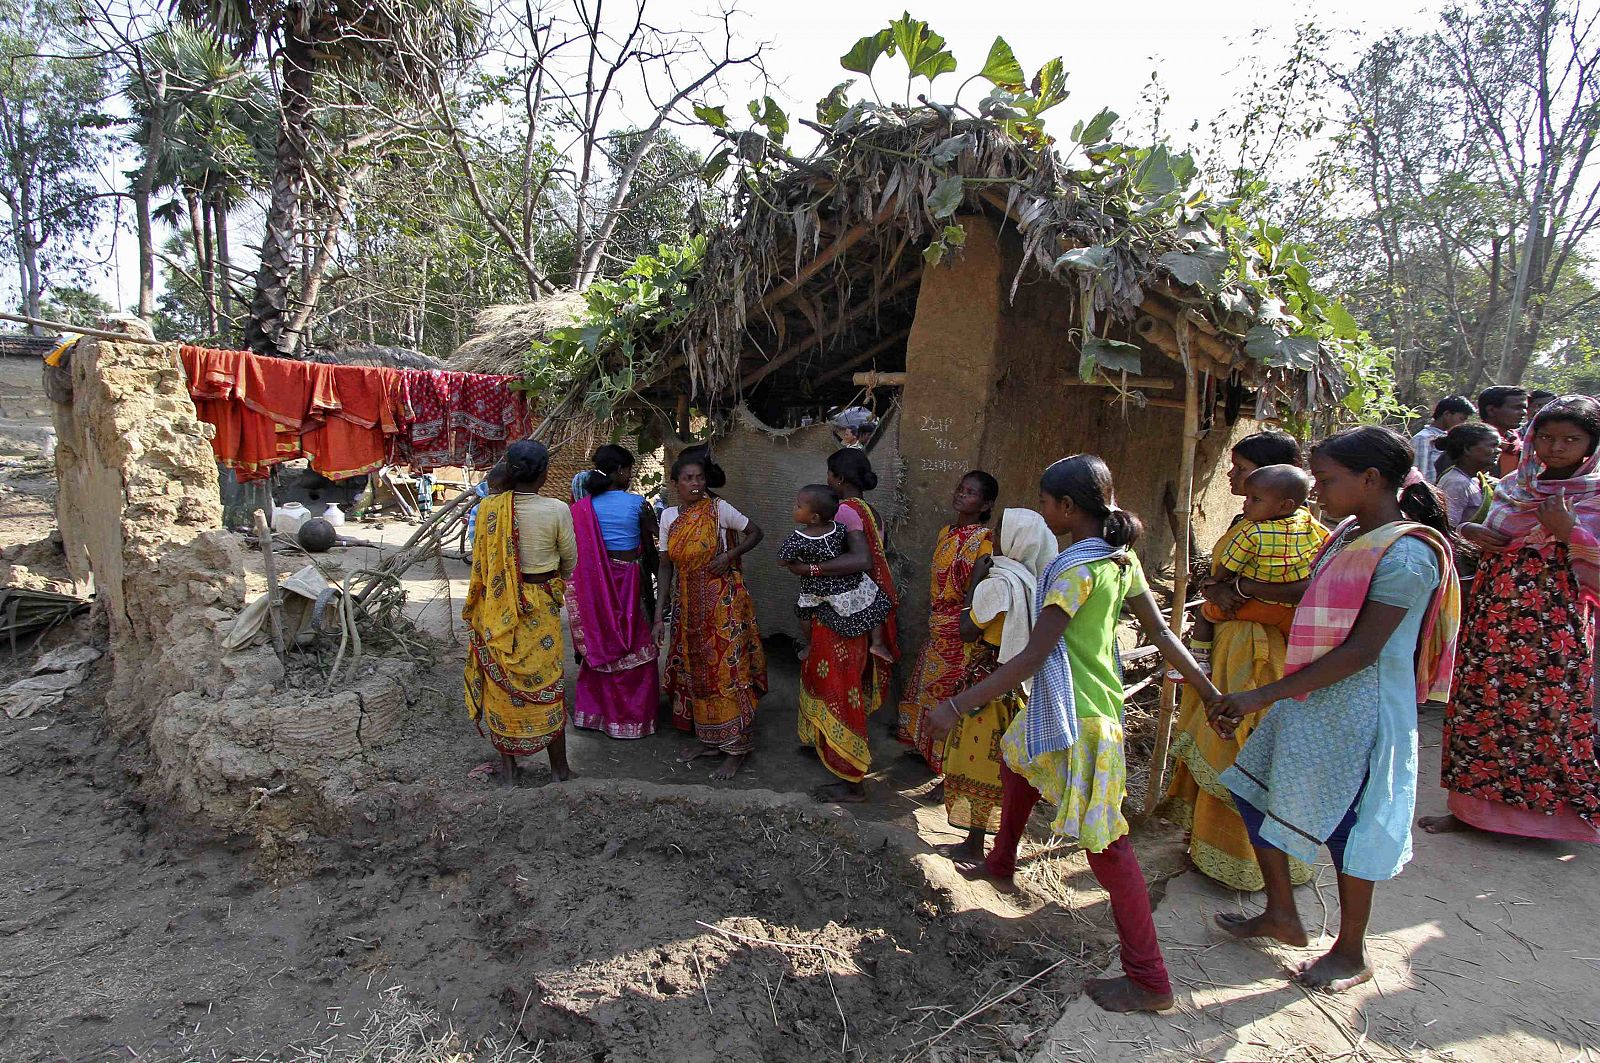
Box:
1144;361;1200;814
252;509;288;661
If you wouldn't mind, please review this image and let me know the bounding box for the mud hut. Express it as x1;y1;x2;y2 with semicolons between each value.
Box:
585;110;1344;652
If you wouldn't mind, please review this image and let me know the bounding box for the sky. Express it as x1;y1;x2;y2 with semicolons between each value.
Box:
67;0;1448;315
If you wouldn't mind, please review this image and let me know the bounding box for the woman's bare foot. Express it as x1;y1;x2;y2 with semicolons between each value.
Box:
869;639;894;663
938;838;986;863
1085;976;1176;1013
812;781;867;803
711;753;746;781
796;642;811;662
550;761;578;782
677;744;723;764
1291;949;1373;993
1419;814;1475;834
1215;910;1310;947
952;858;1015;887
499;753;519;788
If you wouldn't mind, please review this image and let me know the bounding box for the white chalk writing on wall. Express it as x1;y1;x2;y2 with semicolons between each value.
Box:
920;458;963;472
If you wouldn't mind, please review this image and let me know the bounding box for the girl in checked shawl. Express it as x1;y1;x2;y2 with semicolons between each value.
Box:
1209;426;1460;995
898;471;999;770
463;441;578;786
653;451;767;780
924;456;1218;1014
1424;395;1600;844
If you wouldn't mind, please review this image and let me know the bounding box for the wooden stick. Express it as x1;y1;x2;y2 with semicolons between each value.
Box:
252;509;288;661
0;310;166;346
1144;359;1199;814
1065;372;1177;391
851;371;906;387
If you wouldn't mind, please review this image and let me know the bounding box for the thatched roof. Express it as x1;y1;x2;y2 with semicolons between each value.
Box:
643;108;1346;414
449;292;588;376
309;344;444;370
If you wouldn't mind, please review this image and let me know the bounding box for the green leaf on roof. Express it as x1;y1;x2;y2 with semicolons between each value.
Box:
928;174;965;218
928;133;972;164
841;30;894;75
979;36;1026;89
1055;245;1112;273
1073;107;1118;146
816;81;855;125
889;13;957;82
1083;337;1143;375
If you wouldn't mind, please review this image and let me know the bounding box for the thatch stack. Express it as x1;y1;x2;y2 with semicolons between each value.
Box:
449;292;588;376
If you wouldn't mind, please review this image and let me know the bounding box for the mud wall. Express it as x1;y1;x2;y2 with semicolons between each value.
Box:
50;325;416;818
711;410;908;643
892;215;1264;652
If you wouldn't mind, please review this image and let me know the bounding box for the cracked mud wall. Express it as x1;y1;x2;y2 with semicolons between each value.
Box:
49;325;415;819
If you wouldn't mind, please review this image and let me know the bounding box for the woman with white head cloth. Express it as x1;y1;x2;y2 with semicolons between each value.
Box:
940;508;1059;862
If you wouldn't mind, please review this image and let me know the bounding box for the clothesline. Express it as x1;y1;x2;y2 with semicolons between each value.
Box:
178;345;537;483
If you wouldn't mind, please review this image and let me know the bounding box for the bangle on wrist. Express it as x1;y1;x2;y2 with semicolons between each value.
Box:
1233;576;1254;600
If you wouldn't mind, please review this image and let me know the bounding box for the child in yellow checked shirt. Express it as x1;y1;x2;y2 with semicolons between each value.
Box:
1188;464;1328;674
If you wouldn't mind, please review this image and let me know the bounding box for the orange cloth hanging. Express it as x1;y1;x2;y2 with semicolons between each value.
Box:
301;362;397;480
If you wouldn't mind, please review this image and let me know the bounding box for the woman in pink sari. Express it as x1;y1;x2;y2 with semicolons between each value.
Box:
567;445;661;738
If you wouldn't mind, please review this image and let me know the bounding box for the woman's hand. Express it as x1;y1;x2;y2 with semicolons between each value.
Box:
1201;577;1243;619
1538;489;1578;543
1458;522;1512;550
706;551;732;576
924;699;961;744
1206;688;1268;740
651;619;667;644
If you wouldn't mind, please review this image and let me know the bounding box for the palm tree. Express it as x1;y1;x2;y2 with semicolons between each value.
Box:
175;0;477;357
125;24;268;334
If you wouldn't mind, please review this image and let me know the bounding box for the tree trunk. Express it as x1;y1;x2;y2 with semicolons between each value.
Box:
213;193;234;332
132;77;166;321
186;185;217;334
243;28;315;358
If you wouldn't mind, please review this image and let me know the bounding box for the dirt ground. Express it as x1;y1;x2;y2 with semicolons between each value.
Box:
2;462;1598;1062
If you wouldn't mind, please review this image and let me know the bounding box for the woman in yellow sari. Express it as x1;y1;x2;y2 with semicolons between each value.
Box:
653;451;767;780
1164;431;1315;889
463;441;578;786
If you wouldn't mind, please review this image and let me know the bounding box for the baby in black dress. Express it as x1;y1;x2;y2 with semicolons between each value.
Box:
777;484;893;660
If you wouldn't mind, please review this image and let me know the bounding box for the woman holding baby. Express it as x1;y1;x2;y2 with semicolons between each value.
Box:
1163;431;1325;891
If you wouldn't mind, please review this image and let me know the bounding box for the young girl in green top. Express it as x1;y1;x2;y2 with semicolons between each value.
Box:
926;455;1219;1013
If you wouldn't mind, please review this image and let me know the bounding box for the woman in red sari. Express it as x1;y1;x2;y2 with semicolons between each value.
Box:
1424;396;1600;842
790;449;900;801
899;470;999;771
653;452;767;780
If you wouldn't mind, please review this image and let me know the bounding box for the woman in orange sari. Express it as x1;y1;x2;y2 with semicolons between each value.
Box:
792;449;900;801
899;470;998;771
653;452;767;779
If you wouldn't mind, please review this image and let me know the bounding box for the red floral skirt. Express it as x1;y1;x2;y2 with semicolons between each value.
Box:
1441;545;1599;826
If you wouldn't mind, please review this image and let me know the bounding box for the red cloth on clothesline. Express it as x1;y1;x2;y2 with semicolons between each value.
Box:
176;346;533;482
391;369;534;471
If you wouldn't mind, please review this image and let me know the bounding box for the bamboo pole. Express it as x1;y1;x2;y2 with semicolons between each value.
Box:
0;310;164;346
1143;360;1200;814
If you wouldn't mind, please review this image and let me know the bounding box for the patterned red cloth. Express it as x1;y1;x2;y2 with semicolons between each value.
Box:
393;369;533;470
